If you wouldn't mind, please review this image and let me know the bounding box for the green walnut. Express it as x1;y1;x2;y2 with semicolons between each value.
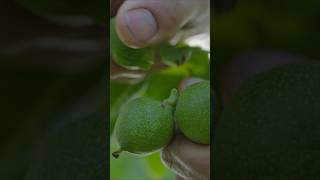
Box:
175;81;211;144
112;89;178;158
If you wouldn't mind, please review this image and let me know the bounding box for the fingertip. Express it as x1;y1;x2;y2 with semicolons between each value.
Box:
115;14;141;48
116;8;158;48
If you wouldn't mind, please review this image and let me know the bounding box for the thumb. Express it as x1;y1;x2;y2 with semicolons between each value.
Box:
115;0;209;48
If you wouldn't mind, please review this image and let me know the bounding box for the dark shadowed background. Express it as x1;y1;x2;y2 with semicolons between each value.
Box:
0;0;107;179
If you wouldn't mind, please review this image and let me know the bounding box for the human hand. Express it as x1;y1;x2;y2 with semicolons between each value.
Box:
111;0;210;48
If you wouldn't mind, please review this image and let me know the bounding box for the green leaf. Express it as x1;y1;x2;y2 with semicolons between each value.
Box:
158;43;193;67
110;18;155;70
25;114;107;180
142;68;189;101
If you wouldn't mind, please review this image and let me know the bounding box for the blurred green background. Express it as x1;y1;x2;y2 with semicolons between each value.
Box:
110;137;175;180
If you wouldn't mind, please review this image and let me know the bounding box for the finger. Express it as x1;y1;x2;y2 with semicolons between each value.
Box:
115;0;209;48
169;133;210;169
161;133;210;179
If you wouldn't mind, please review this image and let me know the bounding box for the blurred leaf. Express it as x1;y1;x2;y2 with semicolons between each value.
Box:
110;18;155;70
182;48;210;80
110;140;150;179
144;153;168;178
158;44;193;67
142;67;189;101
110;141;174;180
25;114;107;180
120;48;210;102
16;0;106;24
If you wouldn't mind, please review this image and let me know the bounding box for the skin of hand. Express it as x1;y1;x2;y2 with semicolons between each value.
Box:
111;0;210;48
161;78;211;180
161;133;210;180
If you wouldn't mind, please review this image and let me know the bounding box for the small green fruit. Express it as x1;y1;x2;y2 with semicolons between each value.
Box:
113;89;178;158
175;81;211;144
